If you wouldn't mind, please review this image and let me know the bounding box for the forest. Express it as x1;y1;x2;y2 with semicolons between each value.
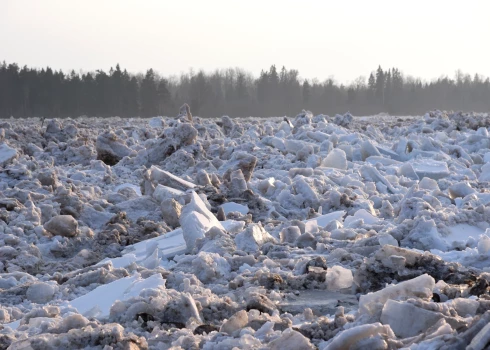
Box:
1;61;489;118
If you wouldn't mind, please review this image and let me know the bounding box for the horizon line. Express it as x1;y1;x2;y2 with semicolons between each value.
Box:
2;59;487;86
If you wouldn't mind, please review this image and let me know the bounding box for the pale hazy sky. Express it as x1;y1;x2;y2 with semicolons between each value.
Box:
1;0;489;84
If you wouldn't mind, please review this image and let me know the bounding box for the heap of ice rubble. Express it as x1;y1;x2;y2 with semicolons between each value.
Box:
1;109;490;349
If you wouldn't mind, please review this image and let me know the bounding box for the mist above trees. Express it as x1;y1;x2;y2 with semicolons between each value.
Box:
1;62;489;118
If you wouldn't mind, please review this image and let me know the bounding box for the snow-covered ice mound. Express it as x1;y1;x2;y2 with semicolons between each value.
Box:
2;109;490;349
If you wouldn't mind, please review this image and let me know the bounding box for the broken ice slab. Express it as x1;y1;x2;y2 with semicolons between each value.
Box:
152;184;186;203
326;266;354;290
365;156;402;166
66;273;166;319
430;229;490;268
284;139;319;155
321;149;348;170
294;177;319;208
380;300;445;338
397;163;419;180
467;322;490;350
359;274;435;316
306;130;330;143
235;224;276;253
278;290;358;316
344;209;382;227
484;152;490;163
180;191;224;251
114;196;160;223
324;322;394;350
119;219;245;267
476;193;490;206
448;182;476;199
96;254;137;269
359;165;397;194
79;205;116;231
338;133;360;144
478;162;490;182
411;160;450;180
122;228;186;262
0;143;18;166
5;273;166;330
376;145;401;160
221;219;246;234
220;202;249;216
304;220;318;235
305;210;345;228
262;136;287;153
432;248;490;269
218;151;258;182
374;244;427;267
149;165;196;191
148;117;164;128
360;140;381;160
114;183;142;196
444;224;485;245
268;329;315;350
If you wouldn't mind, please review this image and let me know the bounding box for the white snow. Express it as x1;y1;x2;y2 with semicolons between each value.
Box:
444;224;485;245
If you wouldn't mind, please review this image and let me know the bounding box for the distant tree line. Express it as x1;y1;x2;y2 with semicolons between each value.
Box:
1;61;489;118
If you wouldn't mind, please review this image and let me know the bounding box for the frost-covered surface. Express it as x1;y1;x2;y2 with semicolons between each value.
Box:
1;110;490;349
